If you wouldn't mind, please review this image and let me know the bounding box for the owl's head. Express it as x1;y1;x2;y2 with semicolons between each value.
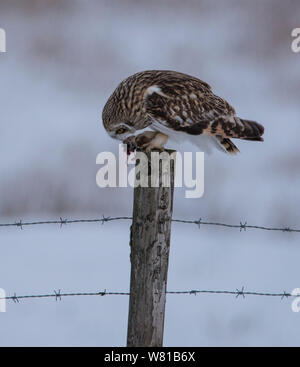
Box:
102;94;135;141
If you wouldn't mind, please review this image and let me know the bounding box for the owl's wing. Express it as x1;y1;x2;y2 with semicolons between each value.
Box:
144;77;236;137
142;74;263;154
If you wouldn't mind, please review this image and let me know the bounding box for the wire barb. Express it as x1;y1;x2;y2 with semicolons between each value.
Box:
101;215;110;225
240;222;247;232
236;286;245;298
54;289;62;301
194;218;202;229
281;291;290;300
59;217;67;228
12;293;19;303
15;220;23;230
282;227;291;232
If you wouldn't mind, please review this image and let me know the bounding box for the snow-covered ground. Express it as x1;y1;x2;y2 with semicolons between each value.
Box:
0;0;300;346
1;222;300;347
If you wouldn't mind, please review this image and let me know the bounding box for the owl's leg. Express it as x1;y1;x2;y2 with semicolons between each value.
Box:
138;132;168;153
123;132;168;153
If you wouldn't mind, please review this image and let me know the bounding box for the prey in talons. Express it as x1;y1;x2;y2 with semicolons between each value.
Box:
123;131;168;155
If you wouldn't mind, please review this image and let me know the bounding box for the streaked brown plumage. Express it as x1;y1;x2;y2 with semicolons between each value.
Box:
102;70;264;154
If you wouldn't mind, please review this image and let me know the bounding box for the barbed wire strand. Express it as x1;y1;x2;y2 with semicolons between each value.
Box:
1;288;299;303
0;216;299;233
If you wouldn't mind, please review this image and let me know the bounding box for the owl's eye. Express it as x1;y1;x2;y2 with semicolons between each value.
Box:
116;127;127;135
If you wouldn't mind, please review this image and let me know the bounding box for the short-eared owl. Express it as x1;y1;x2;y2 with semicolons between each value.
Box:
102;70;264;154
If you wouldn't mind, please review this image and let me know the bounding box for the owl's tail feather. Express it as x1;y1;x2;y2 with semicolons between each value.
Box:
208;117;264;142
213;118;264;154
216;136;240;155
235;118;264;141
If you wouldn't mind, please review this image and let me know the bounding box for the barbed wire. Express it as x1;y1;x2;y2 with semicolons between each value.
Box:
0;216;299;233
1;287;299;303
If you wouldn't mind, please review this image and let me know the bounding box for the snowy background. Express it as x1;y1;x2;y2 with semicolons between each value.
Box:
0;0;300;346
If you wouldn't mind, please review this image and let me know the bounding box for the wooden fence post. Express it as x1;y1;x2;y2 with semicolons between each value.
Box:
127;149;176;347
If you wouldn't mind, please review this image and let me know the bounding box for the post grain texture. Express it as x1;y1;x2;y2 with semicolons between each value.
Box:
127;150;176;347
